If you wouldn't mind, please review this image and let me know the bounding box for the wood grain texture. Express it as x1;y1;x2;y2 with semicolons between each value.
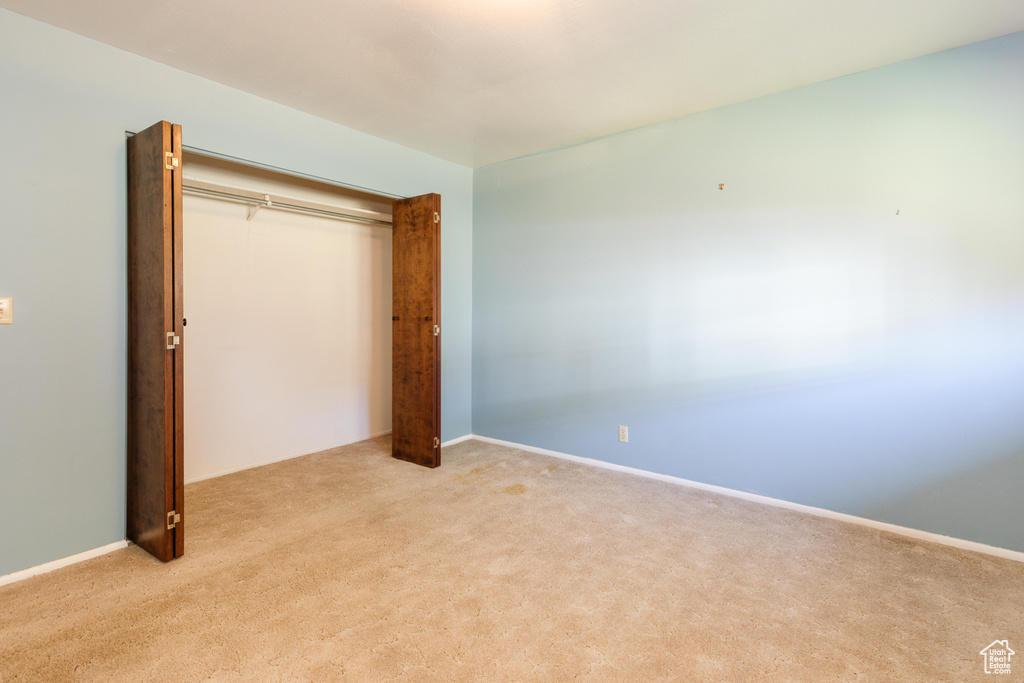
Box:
127;121;180;562
172;124;185;558
391;194;441;468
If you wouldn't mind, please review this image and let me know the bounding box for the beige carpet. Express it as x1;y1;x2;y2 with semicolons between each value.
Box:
1;437;1021;681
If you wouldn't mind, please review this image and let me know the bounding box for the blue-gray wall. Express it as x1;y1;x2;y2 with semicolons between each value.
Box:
473;32;1024;552
0;8;472;576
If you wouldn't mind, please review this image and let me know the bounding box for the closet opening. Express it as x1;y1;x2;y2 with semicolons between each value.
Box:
127;121;442;563
180;152;395;484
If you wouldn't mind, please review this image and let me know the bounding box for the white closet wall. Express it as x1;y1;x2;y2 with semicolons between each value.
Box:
182;157;392;483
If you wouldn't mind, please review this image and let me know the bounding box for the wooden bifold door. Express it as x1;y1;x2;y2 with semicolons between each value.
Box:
127;121;184;562
391;194;442;468
127;121;442;563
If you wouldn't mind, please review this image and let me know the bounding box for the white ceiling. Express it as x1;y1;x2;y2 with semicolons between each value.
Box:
4;0;1024;167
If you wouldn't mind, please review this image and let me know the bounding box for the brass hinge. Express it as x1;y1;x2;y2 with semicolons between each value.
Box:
433;325;440;336
433;211;439;224
434;437;440;449
165;152;179;170
166;510;181;530
166;331;180;350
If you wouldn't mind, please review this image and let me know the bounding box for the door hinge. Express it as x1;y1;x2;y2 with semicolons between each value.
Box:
165;152;179;170
433;211;439;224
166;331;181;350
433;325;440;336
166;510;181;530
434;437;440;449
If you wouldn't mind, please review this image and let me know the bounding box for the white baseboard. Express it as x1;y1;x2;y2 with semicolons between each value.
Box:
441;434;474;447
470;435;1024;564
185;430;394;484
0;541;129;588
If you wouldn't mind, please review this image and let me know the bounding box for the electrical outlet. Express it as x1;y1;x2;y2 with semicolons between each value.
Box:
618;425;628;443
0;297;12;325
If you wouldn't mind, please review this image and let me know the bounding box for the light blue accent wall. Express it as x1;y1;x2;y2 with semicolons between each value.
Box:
0;8;472;576
473;32;1024;552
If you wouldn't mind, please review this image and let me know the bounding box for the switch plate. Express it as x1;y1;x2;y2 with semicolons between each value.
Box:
0;297;11;324
618;425;628;443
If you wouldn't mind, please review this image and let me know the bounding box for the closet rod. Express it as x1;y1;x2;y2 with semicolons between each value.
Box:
182;179;393;227
125;130;405;200
183;145;405;200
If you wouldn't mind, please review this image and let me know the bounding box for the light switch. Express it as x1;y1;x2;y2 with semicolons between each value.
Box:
0;297;12;324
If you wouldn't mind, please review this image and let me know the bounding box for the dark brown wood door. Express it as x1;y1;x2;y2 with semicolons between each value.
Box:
392;194;441;467
127;121;184;561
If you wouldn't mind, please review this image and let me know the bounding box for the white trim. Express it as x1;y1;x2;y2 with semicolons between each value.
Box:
185;430;393;484
0;541;128;588
441;434;474;447
470;435;1024;564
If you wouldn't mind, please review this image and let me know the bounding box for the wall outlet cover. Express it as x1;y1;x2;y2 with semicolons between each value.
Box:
0;297;12;324
618;425;628;443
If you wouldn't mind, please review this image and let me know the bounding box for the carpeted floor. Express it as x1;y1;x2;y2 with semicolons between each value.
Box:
1;436;1021;681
